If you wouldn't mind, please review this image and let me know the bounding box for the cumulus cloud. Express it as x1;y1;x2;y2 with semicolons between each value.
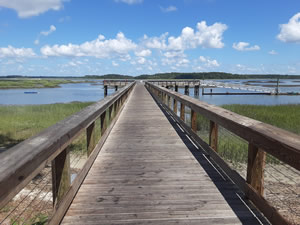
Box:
114;0;143;4
135;49;151;57
144;21;227;51
268;50;278;55
0;45;36;58
0;0;67;18
160;5;177;13
112;61;119;67
277;13;300;43
232;42;260;51
199;56;220;67
40;32;137;58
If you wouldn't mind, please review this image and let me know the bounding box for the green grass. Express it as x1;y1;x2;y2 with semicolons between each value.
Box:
0;102;94;149
0;79;93;89
222;104;300;135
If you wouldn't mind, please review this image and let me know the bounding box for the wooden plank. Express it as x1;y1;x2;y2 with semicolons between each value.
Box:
246;144;266;195
61;83;264;225
180;102;185;122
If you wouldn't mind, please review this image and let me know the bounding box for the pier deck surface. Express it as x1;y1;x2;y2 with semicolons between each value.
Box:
61;83;264;225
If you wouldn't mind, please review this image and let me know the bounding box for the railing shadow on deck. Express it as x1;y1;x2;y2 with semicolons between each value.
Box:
149;90;270;225
0;82;135;225
146;82;300;225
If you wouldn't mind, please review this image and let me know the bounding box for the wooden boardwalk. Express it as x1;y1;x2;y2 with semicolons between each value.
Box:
61;83;265;225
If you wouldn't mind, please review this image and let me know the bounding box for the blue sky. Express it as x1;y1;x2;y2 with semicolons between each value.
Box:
0;0;300;76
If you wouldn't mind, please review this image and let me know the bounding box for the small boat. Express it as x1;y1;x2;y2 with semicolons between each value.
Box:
24;91;39;94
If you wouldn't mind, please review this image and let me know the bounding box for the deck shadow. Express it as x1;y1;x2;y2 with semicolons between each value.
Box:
149;90;270;225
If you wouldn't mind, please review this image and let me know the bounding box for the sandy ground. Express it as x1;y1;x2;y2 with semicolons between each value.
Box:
229;162;300;225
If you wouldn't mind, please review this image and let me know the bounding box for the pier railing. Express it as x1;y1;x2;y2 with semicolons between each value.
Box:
146;82;300;225
0;82;135;224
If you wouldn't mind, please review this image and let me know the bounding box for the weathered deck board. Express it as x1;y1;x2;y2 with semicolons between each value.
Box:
61;83;264;225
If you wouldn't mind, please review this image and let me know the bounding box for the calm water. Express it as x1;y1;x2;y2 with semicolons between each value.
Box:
0;82;115;105
0;79;299;106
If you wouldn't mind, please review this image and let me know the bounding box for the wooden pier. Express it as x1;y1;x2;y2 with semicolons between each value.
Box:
1;81;300;225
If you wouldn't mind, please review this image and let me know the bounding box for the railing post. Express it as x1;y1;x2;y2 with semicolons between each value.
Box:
209;121;218;151
86;122;96;156
180;103;185;122
104;85;108;97
173;98;177;114
246;143;266;195
100;111;107;135
52;147;71;207
167;95;171;108
175;84;178;92
191;110;197;132
115;85;118;92
184;85;189;95
194;85;199;96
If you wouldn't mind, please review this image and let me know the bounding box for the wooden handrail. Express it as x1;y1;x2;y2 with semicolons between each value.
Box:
0;82;135;211
146;82;299;225
146;82;300;170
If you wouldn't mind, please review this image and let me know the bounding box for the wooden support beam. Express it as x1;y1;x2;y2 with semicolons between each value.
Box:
246;144;266;195
86;122;96;156
100;111;107;135
52;147;70;207
167;95;171;108
173;98;177;114
191;110;197;132
115;85;118;92
180;102;185;122
209;121;218;152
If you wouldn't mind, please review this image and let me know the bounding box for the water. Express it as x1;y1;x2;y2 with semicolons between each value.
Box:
0;82;115;105
0;79;299;106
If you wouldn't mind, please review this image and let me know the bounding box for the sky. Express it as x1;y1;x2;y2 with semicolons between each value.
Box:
0;0;300;76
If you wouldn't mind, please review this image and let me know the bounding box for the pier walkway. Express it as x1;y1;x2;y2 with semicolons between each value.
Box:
61;83;263;225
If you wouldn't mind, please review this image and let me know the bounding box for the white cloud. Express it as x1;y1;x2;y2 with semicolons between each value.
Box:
112;61;119;67
114;0;143;4
232;42;260;51
268;50;278;55
143;21;227;51
0;0;67;18
277;13;300;43
199;56;220;67
35;25;56;45
137;57;146;64
40;32;137;58
160;5;177;13
41;25;56;36
135;49;151;57
0;45;36;58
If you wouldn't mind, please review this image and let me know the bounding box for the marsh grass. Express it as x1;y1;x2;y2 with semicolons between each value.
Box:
0;102;94;150
0;79;92;89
